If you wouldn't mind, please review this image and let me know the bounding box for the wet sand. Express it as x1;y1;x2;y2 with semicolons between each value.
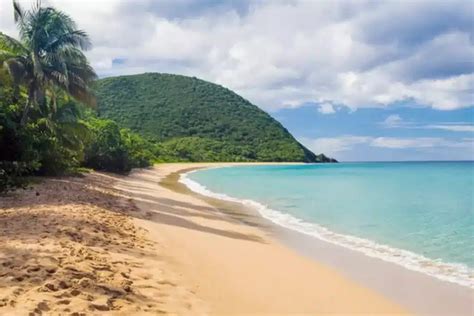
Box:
126;163;472;315
115;163;408;314
171;164;474;316
2;163;471;315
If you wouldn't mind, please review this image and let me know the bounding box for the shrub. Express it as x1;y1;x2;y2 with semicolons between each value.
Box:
83;117;155;173
0;161;38;193
84;118;131;172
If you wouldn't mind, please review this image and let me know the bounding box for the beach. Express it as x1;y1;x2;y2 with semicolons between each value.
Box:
120;163;409;314
1;163;472;315
0;171;206;315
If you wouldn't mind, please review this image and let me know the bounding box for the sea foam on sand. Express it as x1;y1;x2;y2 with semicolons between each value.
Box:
180;170;474;289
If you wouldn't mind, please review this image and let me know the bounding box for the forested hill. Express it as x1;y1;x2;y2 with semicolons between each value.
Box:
95;73;336;162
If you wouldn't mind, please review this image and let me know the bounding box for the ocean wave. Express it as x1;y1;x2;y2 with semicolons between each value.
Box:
180;169;474;289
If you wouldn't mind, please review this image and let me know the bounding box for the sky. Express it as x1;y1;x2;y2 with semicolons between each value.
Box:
0;0;473;161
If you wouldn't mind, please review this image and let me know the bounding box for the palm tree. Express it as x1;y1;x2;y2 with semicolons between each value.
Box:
0;0;97;125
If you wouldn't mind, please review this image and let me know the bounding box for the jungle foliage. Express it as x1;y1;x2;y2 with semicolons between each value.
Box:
0;1;335;193
95;73;333;163
0;2;154;192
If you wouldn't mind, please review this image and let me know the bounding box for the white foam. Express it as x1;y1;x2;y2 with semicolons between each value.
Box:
180;169;474;289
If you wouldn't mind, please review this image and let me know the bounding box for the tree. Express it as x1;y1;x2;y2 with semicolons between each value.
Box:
0;0;97;125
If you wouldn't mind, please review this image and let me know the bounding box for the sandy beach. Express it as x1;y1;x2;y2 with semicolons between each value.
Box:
116;163;409;315
0;171;206;315
1;163;472;315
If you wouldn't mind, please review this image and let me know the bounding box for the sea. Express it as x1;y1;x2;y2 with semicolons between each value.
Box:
180;162;474;288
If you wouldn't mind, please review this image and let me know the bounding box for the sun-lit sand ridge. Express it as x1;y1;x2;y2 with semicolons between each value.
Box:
0;163;408;315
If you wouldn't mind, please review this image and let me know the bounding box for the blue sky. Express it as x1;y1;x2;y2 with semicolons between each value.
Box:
273;105;473;161
1;0;472;161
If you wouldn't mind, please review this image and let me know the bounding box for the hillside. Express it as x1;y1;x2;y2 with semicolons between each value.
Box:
95;73;335;162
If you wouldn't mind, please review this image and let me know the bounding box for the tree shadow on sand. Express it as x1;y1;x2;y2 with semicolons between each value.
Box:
0;169;267;313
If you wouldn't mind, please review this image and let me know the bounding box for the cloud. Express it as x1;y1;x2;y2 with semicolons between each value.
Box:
0;0;473;111
381;114;404;127
379;115;474;132
300;136;370;156
317;102;336;114
301;135;474;156
424;124;474;132
370;137;443;149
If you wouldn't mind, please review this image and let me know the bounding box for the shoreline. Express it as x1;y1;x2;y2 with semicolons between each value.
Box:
117;163;409;314
3;163;470;314
160;162;473;315
180;164;474;289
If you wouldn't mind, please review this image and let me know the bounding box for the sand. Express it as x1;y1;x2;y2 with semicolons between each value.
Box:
0;172;205;315
6;162;465;315
115;163;409;315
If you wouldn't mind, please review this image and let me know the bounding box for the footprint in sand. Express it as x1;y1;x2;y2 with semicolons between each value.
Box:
120;272;130;279
26;266;41;273
43;283;58;292
56;299;71;305
35;301;50;312
89;297;111;311
1;261;12;267
14;275;26;282
70;289;81;296
46;267;57;274
58;280;70;289
157;280;176;287
12;287;24;296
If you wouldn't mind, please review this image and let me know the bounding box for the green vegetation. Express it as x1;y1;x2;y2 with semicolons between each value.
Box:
0;1;154;192
0;1;335;193
83;114;155;172
1;1;96;125
95;73;333;163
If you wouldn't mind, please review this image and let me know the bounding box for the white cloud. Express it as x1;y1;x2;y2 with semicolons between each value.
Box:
381;114;404;127
370;137;443;149
300;136;370;156
317;102;336;114
408;73;474;110
379;115;474;132
301;135;474;156
425;125;474;132
0;0;473;111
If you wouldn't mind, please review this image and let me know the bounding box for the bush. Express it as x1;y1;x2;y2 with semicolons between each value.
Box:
0;90;86;177
83;117;155;173
28;118;83;175
154;136;252;162
0;161;37;193
83;118;131;172
120;128;155;168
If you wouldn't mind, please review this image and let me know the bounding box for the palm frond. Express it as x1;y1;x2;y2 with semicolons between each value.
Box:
0;32;28;55
53;101;81;122
0;51;18;63
67;80;96;107
45;29;91;52
13;0;25;23
48;70;69;87
6;0;97;121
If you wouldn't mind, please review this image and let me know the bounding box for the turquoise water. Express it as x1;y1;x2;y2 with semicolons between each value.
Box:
183;162;474;287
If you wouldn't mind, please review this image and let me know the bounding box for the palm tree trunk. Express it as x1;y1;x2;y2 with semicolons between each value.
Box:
20;85;34;126
20;99;30;126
